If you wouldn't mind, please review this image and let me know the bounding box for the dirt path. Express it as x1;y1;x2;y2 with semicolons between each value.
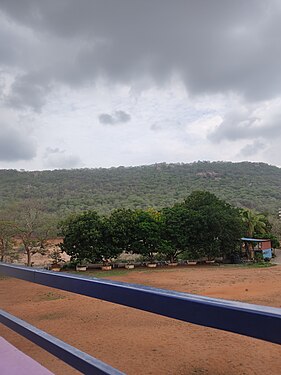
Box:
1;265;281;375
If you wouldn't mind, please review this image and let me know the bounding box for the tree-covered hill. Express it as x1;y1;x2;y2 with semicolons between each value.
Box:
0;161;280;216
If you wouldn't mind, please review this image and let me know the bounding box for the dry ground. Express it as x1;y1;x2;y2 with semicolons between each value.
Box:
1;264;281;375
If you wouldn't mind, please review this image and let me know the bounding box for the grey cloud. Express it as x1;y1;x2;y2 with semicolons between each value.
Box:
43;147;83;169
98;110;131;125
208;109;255;142
240;140;266;157
45;147;61;155
98;114;114;125
208;105;281;143
0;26;19;66
1;1;281;111
0;123;36;161
116;110;131;123
6;73;51;112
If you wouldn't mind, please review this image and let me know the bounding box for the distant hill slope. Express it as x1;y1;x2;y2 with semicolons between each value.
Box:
0;161;280;216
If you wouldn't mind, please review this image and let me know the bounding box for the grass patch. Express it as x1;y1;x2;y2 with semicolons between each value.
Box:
221;262;276;269
246;262;276;268
38;311;66;321
37;292;65;301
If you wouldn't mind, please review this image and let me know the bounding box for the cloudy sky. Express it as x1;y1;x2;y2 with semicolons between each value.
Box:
0;0;281;170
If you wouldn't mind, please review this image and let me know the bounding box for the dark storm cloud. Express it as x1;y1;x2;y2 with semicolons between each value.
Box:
1;1;281;110
0;26;20;66
98;110;131;125
7;72;51;112
0;123;36;161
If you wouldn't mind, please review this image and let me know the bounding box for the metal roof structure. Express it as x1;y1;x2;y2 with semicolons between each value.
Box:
241;237;270;242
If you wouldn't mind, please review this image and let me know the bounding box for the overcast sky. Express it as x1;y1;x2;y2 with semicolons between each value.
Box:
0;0;281;170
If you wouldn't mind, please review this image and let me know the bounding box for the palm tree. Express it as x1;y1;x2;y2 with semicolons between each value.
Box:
241;209;267;258
241;209;267;237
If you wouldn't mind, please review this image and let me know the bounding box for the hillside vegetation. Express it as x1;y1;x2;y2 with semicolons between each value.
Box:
0;161;280;216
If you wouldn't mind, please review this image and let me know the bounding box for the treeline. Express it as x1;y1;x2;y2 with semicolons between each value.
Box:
59;191;279;265
0;161;281;216
0;191;279;266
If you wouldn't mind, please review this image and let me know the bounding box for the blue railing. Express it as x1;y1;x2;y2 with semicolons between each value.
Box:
0;262;280;374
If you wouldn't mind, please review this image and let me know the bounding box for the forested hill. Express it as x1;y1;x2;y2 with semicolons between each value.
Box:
0;161;280;216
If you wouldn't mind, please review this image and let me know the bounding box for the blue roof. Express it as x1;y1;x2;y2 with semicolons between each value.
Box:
241;237;270;242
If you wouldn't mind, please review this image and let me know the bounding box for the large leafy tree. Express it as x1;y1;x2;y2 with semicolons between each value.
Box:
107;208;166;262
184;191;244;259
162;191;244;261
60;211;121;264
106;208;138;253
131;209;163;262
161;204;202;262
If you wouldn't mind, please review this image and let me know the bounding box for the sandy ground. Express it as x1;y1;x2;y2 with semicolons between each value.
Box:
0;264;281;375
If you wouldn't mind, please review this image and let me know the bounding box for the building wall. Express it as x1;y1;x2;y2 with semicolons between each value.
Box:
261;241;271;250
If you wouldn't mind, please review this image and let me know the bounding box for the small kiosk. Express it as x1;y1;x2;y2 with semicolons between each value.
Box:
241;237;272;260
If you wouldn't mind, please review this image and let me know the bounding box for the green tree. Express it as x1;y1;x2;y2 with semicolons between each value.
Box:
179;191;243;260
241;209;267;237
161;204;202;262
131;210;163;262
59;211;121;264
240;209;268;258
107;208;137;253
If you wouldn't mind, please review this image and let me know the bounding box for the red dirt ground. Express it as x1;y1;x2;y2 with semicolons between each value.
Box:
1;265;281;375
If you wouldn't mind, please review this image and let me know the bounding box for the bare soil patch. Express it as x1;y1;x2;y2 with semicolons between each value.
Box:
1;265;281;375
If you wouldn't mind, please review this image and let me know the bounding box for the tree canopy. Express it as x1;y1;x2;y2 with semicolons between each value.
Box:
162;192;244;261
59;191;250;264
59;211;122;264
